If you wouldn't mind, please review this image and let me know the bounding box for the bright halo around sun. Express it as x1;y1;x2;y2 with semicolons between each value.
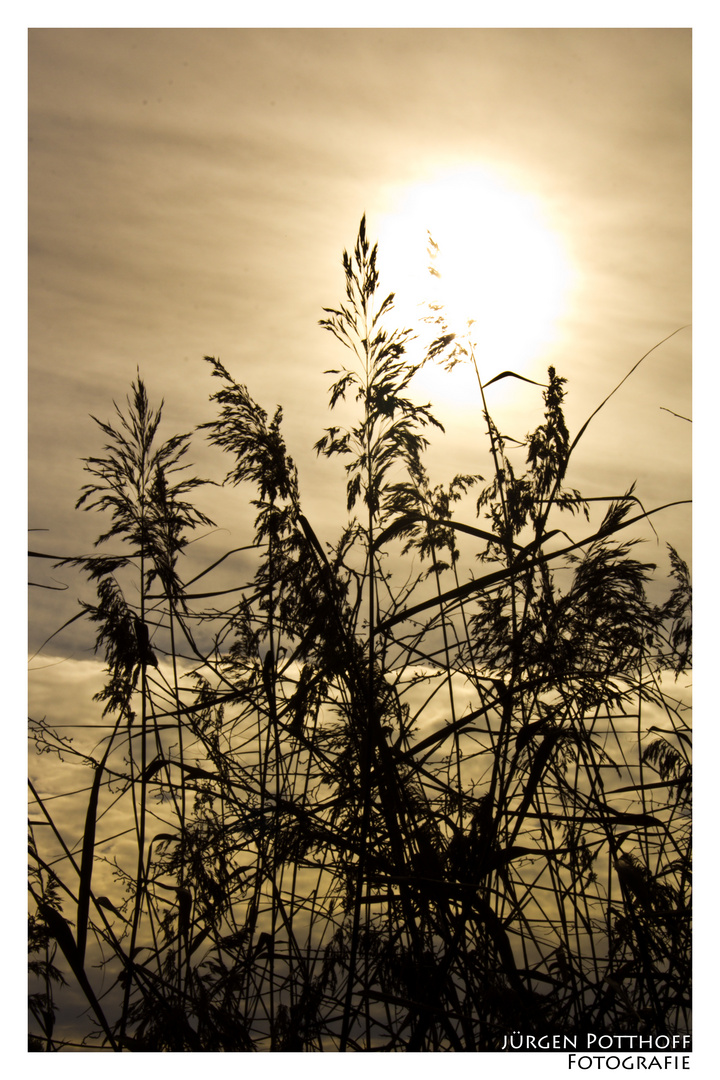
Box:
376;165;576;408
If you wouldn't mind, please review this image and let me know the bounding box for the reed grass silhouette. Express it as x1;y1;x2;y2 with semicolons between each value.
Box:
29;218;691;1051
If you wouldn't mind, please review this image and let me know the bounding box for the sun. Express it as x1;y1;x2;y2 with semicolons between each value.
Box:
376;165;576;408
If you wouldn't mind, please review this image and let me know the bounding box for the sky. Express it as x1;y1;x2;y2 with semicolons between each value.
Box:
28;24;692;657
19;9;709;1071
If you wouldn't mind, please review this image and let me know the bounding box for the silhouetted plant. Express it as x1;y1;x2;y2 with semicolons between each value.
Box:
28;218;691;1050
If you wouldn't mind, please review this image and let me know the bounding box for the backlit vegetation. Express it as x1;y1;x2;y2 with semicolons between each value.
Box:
29;218;691;1051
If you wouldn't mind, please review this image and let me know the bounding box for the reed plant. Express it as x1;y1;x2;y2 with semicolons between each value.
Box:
28;217;691;1051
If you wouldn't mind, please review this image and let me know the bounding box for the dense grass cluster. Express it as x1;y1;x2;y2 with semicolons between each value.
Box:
29;219;691;1051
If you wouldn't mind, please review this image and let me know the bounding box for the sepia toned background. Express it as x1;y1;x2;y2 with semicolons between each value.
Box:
29;28;691;655
25;22;695;1066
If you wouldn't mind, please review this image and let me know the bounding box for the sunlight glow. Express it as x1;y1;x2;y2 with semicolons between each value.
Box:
377;165;576;407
